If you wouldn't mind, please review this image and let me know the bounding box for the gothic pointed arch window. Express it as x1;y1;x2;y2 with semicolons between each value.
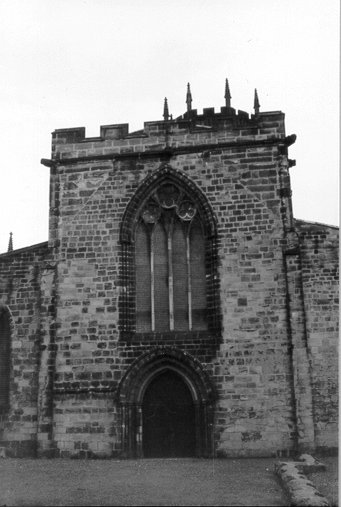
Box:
135;183;207;332
0;305;11;411
119;167;220;336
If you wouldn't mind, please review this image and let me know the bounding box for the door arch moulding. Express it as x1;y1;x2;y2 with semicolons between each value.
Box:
116;347;216;458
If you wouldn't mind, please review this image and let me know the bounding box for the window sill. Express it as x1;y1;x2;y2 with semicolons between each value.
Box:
119;330;221;343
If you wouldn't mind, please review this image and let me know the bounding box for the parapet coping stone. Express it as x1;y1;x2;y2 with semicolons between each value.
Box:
274;454;329;506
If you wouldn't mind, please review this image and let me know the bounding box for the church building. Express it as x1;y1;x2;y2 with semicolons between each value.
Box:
0;81;338;458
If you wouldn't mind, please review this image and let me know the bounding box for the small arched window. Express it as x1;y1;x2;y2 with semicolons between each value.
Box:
135;183;207;332
0;305;10;411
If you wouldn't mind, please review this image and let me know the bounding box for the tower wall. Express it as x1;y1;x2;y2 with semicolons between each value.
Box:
47;109;298;457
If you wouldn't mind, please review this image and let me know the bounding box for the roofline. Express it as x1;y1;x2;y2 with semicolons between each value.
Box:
0;241;49;258
294;218;339;230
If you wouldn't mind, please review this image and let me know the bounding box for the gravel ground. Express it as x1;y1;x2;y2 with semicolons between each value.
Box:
306;456;339;507
0;458;289;506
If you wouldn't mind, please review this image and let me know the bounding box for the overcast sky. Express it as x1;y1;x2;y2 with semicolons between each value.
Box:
0;0;339;253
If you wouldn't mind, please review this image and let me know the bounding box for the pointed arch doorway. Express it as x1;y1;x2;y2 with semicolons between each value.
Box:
117;348;215;458
142;369;195;457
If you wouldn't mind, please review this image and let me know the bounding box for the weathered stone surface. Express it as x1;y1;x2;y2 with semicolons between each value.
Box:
275;459;330;506
0;95;338;458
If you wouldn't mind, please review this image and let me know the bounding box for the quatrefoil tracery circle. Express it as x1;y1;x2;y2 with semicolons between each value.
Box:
176;200;196;221
141;202;161;224
157;184;180;209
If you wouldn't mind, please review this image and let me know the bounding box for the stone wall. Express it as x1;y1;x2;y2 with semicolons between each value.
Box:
0;242;49;456
296;220;339;451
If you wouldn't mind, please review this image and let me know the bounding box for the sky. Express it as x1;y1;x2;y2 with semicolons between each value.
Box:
0;0;339;253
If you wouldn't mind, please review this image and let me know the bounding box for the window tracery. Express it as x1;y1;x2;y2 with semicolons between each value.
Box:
135;183;207;332
119;165;220;337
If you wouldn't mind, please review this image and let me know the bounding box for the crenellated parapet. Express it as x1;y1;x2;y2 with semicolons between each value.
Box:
52;109;285;145
50;81;286;162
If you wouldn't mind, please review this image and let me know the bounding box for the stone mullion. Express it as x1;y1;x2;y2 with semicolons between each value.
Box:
205;235;220;333
127;243;136;333
150;230;155;331
119;243;126;333
119;243;132;333
186;232;192;331
168;228;174;331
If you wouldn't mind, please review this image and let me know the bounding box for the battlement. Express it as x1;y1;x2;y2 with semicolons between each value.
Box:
178;105;246;119
50;80;286;160
52;123;129;143
52;108;284;146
